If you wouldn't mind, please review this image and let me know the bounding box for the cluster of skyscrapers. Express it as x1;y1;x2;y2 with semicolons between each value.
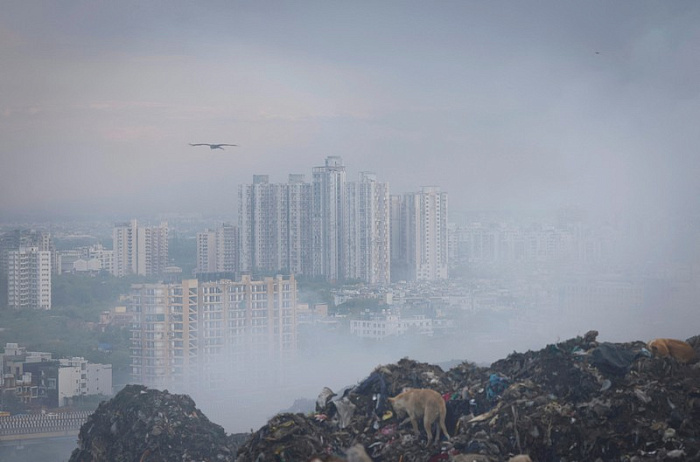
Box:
200;156;449;284
128;156;449;388
0;155;449;315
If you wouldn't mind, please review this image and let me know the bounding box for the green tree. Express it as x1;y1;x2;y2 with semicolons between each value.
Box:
1;390;25;414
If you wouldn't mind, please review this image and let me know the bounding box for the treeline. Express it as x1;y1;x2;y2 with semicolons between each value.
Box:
0;273;147;386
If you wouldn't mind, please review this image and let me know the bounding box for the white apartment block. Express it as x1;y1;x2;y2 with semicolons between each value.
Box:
87;244;114;274
57;357;112;406
280;174;313;276
7;247;52;310
312;156;346;281
416;187;448;280
239;175;312;276
450;222;595;267
1;230;53;276
239;160;393;284
216;223;238;273
3;343;53;363
391;187;449;281
113;220;137;277
344;172;391;284
197;224;239;274
56;244;113;274
239;175;282;274
73;258;102;272
138;222;169;276
350;314;433;339
57;250;83;274
129;275;298;390
112;220;168;277
197;229;218;273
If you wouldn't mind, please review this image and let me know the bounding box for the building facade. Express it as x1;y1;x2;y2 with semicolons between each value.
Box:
1;344;111;408
215;223;239;274
55;244;113;275
344;172;391;284
1;230;53;310
237;160;392;284
239;175;282;274
7;247;52;310
312;156;347;281
391;186;449;281
280;175;313;276
350;314;433;339
0;229;53;276
112;220;169;277
238;175;312;276
57;357;112;407
129;275;298;390
196;229;218;274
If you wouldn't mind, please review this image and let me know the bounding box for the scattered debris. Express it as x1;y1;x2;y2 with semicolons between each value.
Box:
69;331;700;461
238;331;700;461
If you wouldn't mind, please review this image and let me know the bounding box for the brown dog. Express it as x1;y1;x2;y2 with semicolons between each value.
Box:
388;388;450;445
647;338;696;363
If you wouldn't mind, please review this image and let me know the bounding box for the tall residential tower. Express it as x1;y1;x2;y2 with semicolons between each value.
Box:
391;186;448;281
344;172;391;284
196;223;239;275
7;246;52;309
112;220;169;277
312;156;346;281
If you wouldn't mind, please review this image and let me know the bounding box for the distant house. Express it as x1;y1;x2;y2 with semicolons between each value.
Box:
350;314;433;340
73;257;102;272
1;343;57;408
58;357;112;407
1;343;113;410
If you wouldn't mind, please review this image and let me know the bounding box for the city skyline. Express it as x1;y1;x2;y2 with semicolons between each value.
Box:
2;2;699;225
2;3;700;449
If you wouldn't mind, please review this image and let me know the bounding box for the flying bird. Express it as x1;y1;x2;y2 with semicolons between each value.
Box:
189;143;238;150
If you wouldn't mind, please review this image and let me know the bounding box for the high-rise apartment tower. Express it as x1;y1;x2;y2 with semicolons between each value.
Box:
112;220;169;277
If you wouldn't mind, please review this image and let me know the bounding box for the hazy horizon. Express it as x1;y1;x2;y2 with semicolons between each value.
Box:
2;2;700;224
2;0;700;439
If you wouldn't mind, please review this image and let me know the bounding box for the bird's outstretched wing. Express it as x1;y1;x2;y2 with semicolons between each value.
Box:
189;143;211;146
217;144;238;147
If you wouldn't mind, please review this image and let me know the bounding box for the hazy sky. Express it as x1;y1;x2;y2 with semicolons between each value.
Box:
2;1;699;219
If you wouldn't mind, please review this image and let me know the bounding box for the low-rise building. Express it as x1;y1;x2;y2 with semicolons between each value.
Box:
99;306;134;330
1;344;112;410
58;357;112;407
296;303;329;325
350;314;433;339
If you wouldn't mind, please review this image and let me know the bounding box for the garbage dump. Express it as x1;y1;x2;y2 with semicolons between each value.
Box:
69;332;700;461
68;384;244;462
237;332;700;462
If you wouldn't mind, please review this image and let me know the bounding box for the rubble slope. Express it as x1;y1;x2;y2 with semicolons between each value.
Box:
71;333;700;462
69;384;241;462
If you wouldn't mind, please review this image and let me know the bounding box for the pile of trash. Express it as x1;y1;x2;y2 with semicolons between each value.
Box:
69;384;242;462
69;333;700;461
237;332;700;461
